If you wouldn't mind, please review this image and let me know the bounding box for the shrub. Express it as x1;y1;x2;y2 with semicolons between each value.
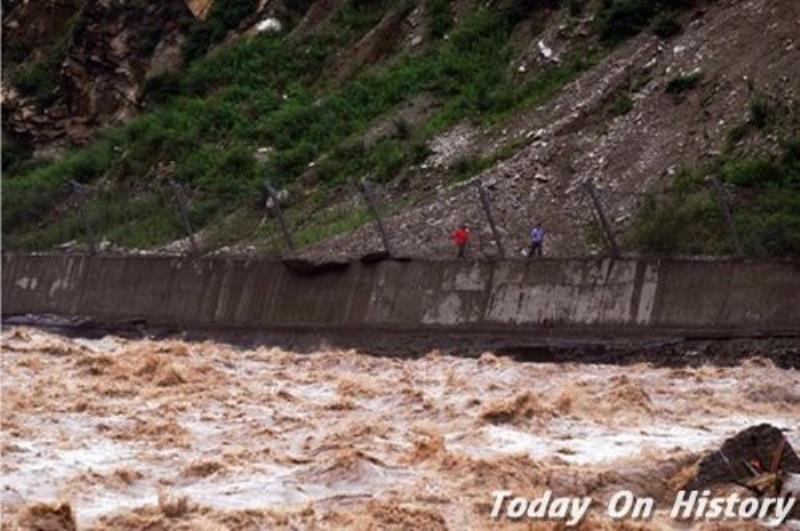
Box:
331;0;391;42
749;95;772;129
393;118;412;140
182;0;258;60
665;71;701;94
143;72;182;105
611;92;634;115
627;191;727;255
2;135;32;174
370;139;406;182
628;139;800;258
4;41;31;64
427;0;453;40
10;61;59;104
721;158;783;188
451;154;487;182
411;140;433;164
598;0;658;42
567;0;586;17
2;139;115;231
726;124;748;146
505;0;559;23
652;11;681;38
599;0;692;42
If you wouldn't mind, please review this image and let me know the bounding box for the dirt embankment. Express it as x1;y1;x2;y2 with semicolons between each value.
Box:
2;326;799;529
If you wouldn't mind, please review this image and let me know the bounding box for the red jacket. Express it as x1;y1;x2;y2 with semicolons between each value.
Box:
453;228;470;246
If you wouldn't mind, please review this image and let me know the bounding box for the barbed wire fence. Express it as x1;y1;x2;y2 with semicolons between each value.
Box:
65;167;744;261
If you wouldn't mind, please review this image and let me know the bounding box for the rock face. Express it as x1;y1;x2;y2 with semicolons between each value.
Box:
2;0;193;154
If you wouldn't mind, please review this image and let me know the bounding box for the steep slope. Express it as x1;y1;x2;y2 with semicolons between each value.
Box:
2;0;798;258
306;0;800;259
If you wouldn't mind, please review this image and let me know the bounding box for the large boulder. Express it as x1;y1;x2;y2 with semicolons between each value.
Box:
684;424;800;492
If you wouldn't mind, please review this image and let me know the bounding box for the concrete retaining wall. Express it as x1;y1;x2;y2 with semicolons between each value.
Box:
3;253;799;335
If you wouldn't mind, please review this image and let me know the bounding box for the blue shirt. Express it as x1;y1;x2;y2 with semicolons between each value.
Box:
531;227;545;243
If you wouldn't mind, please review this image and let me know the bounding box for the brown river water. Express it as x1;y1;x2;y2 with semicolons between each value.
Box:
1;326;798;529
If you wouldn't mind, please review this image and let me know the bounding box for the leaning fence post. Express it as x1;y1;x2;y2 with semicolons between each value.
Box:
474;181;505;258
711;176;743;258
71;180;96;255
584;179;621;259
170;180;198;255
358;179;393;257
263;180;294;252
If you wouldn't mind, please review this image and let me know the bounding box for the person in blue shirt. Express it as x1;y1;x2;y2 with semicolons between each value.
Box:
529;224;545;257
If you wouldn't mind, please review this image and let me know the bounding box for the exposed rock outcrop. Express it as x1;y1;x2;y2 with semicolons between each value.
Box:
2;0;193;154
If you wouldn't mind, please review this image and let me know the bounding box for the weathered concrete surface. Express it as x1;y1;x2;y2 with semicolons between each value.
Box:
2;253;799;336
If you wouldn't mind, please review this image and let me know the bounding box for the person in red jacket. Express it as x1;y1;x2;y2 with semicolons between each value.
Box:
453;223;471;259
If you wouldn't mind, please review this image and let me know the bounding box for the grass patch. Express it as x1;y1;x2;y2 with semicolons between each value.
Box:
628;139;800;257
4;190;186;251
292;206;374;248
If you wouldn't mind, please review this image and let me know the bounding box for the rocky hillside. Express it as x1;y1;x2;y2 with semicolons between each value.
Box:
2;0;799;259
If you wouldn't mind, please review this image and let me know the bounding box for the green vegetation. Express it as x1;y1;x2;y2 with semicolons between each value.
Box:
597;0;692;43
611;91;634;116
292;206;373;248
426;0;453;39
749;95;774;129
665;71;702;94
652;11;681;38
566;0;586;17
628;139;800;257
726;124;749;146
8;32;72;107
5;3;604;251
8;0;791;258
724;95;776;147
182;0;259;60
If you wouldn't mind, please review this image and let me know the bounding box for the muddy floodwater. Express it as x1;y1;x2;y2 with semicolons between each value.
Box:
1;326;798;529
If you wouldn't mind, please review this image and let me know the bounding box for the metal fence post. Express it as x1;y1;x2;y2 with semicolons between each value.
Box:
711;176;743;258
474;181;505;258
170;180;199;255
71;180;96;254
584;179;621;259
358;179;393;257
263;180;294;252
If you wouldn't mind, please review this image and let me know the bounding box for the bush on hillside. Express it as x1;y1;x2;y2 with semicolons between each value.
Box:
598;0;693;42
426;0;453;39
652;12;681;38
628;140;800;258
749;95;773;129
665;71;701;94
183;0;259;60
